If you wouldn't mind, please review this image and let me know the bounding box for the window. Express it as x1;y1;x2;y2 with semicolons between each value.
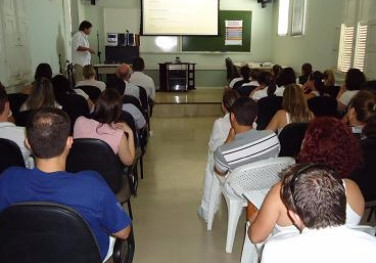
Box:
278;0;290;36
291;0;306;36
353;23;368;71
278;0;306;36
337;24;354;72
337;22;368;73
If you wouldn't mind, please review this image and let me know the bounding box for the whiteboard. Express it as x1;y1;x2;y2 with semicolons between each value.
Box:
103;8;179;53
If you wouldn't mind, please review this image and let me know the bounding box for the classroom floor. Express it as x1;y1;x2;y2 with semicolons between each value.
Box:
131;116;246;263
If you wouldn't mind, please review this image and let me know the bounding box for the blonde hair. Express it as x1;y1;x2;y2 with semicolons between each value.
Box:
323;69;335;86
282;84;312;122
82;64;96;79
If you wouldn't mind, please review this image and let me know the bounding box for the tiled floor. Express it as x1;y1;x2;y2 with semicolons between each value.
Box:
131;117;245;263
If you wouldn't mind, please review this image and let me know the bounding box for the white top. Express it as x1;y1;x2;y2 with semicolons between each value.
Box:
242;80;260;87
74;88;89;100
338;90;359;107
208;113;232;153
122;104;146;130
76;79;106;92
124;81;140;99
252;88;268;101
72;31;91;66
0;122;34;168
262;226;376;263
130;71;156;100
229;77;243;88
275;86;285;97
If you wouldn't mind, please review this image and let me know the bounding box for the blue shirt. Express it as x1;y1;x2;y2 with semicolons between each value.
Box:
0;167;132;259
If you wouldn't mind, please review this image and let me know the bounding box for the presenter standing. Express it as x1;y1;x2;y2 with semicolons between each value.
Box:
72;20;95;83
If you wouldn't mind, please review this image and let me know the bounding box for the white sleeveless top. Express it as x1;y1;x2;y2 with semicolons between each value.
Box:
273;180;361;235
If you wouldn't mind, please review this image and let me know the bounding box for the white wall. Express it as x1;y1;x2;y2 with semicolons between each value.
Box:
270;0;344;73
83;0;275;69
26;0;71;75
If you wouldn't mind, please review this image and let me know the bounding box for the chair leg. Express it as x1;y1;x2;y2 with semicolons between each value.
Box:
140;155;144;179
127;200;133;219
207;178;221;231
126;228;135;263
367;207;375;222
225;199;244;253
241;222;259;263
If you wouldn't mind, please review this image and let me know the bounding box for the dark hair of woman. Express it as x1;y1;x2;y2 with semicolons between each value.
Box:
51;75;76;105
276;67;296;87
345;68;366;91
92;88;123;126
34;63;53;81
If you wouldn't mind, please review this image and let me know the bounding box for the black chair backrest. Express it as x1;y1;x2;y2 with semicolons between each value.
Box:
76;85;102;103
278;122;309;158
319;85;340;98
225;57;239;82
7;93;28;114
0;138;25;173
137;86;149;117
13;110;35;127
60;94;90;133
0;202;102;263
307;96;338;118
256;96;283;130
66;138;125;193
351;138;376;202
119;111;138;145
232;79;249;90
234;85;258;97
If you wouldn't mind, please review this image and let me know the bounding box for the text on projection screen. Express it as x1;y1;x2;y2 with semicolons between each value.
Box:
143;0;218;35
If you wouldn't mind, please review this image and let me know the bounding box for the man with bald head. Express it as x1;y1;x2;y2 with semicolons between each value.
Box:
116;64;140;99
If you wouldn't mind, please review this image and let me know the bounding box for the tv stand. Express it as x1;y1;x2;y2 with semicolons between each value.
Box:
159;62;195;91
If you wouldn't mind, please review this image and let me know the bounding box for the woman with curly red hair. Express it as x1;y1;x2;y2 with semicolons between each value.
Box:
246;117;364;255
298;117;362;178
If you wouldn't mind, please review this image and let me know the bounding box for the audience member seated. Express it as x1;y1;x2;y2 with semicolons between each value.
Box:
75;64;106;92
20;77;61;112
343;90;376;138
248;117;364;252
275;67;296;96
130;57;156;100
303;71;324;100
52;74;94;110
271;64;282;79
0;108;132;260
266;84;313;134
297;62;312;85
229;65;251;89
214;97;280;177
122;97;147;130
116;64;140;99
361;80;376;95
261;164;376;263
337;68;366;112
0;86;34;168
197;89;240;222
250;71;274;101
73;89;135;167
22;63;53;95
323;69;336;87
351;114;376;201
255;84;283;130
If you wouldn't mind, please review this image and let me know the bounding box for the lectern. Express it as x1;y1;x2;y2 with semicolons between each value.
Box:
159;63;195;91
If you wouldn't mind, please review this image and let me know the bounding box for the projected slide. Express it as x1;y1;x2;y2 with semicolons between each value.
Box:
142;0;219;35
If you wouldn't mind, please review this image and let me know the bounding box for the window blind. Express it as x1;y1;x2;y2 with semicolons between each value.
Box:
337;24;355;72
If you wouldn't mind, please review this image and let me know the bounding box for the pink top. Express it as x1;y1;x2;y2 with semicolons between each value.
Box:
73;116;123;154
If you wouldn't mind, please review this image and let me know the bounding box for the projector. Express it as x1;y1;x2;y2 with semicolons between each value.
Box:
257;0;273;8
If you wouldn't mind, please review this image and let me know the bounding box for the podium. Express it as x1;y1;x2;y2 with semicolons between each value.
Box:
159;62;195;91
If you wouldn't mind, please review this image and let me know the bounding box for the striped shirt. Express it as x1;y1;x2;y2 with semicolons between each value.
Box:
214;129;280;174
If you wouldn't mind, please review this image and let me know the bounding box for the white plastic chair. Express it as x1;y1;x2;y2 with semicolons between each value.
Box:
223;157;295;253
